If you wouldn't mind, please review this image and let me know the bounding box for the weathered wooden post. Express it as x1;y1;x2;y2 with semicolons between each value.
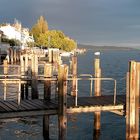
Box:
31;54;38;99
71;56;77;96
0;48;1;64
48;49;53;63
58;64;68;140
44;63;52;100
126;61;140;139
43;63;52;140
10;48;14;64
3;59;8;100
20;55;25;99
94;58;101;138
13;49;17;63
3;59;8;75
25;53;29;99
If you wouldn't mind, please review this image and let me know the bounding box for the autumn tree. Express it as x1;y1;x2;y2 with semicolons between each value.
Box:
30;16;77;51
30;16;48;43
37;30;77;51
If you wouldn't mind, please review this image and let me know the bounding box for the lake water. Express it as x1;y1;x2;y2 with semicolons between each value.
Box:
0;49;140;140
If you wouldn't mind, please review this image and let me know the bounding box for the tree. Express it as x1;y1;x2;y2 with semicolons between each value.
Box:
30;16;77;51
30;16;48;43
37;30;77;51
1;38;21;46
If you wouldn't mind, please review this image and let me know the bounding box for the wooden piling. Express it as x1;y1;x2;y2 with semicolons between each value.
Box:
0;48;1;64
10;48;14;64
44;63;52;100
58;64;68;140
3;59;8;75
25;53;29;99
31;54;38;99
94;58;101;138
43;63;52;140
20;55;25;99
13;49;17;63
3;60;8;101
71;56;77;96
126;61;140;139
43;115;50;140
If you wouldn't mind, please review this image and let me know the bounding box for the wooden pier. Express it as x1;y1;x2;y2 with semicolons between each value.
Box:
0;49;140;140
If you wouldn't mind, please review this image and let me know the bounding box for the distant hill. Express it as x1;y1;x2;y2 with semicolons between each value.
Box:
78;44;139;51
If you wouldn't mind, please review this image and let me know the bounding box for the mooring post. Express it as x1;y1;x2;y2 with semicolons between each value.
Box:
3;59;8;75
43;115;50;140
43;63;52;140
20;55;25;99
31;54;38;99
25;53;29;99
94;58;101;139
13;49;17;63
44;63;52;100
71;56;77;97
3;59;8;100
126;61;140;140
58;64;68;140
10;48;14;64
0;48;1;64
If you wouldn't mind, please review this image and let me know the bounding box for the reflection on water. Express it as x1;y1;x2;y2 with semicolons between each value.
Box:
0;50;140;140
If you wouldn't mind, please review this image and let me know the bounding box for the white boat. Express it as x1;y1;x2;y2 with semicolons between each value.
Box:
60;52;72;57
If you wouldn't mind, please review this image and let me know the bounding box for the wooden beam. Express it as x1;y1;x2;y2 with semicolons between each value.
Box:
67;105;124;113
0;110;58;119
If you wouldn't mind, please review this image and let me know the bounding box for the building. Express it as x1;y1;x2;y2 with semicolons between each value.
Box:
0;20;34;46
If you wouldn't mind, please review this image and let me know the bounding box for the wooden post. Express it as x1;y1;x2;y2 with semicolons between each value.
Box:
31;54;38;99
44;63;52;100
20;55;25;99
71;56;77;96
25;53;29;99
43;115;50;140
13;49;17;63
0;48;1;64
3;59;8;75
94;58;101;138
10;48;14;64
58;64;68;140
3;59;8;101
43;63;52;140
126;61;140;139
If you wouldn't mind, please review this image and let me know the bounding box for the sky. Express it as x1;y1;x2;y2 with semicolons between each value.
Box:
1;0;140;47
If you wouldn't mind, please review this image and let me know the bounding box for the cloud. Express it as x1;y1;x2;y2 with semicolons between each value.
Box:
127;25;140;29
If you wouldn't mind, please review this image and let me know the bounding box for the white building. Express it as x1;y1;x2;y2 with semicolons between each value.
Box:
0;21;34;46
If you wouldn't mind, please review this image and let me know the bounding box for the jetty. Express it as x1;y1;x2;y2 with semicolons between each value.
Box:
0;47;139;140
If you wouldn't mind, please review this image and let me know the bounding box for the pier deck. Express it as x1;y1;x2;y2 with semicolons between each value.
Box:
0;95;126;119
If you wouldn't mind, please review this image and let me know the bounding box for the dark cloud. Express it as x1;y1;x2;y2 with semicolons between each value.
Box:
0;0;140;46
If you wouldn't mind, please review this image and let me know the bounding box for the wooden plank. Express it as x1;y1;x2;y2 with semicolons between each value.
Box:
0;105;8;112
0;110;58;119
24;100;48;110
21;101;39;110
1;101;18;111
67;104;124;113
9;101;26;111
0;100;14;112
19;101;37;110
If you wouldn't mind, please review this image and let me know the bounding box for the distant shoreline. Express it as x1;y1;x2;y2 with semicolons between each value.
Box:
78;44;140;51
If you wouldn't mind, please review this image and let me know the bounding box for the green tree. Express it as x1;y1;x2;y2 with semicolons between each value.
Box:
37;30;77;51
30;16;48;43
1;38;21;46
